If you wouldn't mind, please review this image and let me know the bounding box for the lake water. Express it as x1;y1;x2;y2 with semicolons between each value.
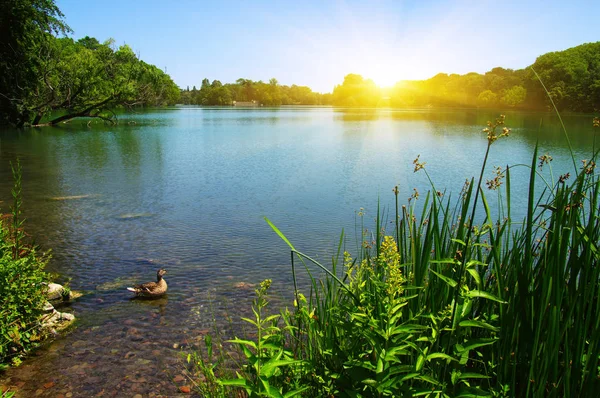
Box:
0;107;597;396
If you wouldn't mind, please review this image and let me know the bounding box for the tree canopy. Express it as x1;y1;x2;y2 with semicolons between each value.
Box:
0;0;180;127
179;78;330;106
331;42;600;112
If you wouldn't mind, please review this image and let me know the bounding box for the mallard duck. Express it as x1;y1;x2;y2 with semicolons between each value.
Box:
127;269;168;297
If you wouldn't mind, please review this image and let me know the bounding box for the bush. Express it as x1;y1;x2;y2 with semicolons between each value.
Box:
0;161;49;368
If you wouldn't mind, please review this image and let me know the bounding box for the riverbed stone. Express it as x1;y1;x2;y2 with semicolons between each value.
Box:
43;301;55;313
46;282;66;301
41;308;75;332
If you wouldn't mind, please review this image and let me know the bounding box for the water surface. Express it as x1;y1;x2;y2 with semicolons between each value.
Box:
0;107;596;396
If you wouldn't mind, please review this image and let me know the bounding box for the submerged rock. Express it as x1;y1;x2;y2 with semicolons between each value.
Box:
117;213;154;220
48;194;95;201
96;276;139;291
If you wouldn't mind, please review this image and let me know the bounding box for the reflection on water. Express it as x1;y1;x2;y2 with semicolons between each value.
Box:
0;107;597;396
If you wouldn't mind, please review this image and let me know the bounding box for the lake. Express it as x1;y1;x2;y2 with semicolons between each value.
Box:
0;107;596;396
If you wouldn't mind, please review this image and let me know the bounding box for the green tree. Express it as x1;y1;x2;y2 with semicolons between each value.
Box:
18;38;179;125
332;74;381;107
0;0;70;126
476;90;498;108
501;85;527;107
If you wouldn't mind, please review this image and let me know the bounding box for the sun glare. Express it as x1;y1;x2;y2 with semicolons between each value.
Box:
357;63;404;89
372;74;400;88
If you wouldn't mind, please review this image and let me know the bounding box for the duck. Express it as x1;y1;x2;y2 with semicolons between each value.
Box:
127;269;168;297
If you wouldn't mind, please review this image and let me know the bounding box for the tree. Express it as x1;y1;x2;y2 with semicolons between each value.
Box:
501;85;527;108
332;74;381;107
16;38;179;125
0;2;179;126
476;90;498;108
0;0;70;126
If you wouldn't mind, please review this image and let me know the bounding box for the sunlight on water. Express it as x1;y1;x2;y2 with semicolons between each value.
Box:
0;107;596;396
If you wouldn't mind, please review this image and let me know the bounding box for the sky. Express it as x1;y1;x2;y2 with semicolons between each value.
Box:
56;0;600;93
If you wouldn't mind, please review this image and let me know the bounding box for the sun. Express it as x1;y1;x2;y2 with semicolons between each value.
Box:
372;74;400;88
361;64;401;88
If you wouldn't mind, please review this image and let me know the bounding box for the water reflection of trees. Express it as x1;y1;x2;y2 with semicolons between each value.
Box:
333;108;597;149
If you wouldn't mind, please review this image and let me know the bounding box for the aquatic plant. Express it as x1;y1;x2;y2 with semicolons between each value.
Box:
188;114;600;396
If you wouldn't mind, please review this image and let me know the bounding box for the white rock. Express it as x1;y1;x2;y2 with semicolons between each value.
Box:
43;301;55;313
46;282;65;301
58;312;75;322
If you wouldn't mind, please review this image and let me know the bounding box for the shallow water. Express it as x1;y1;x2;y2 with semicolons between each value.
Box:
0;107;596;396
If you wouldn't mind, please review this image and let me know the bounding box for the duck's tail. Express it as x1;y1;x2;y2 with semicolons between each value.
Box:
127;287;138;292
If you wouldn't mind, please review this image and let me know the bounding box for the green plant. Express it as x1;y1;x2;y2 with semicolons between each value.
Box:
1;388;16;398
191;114;600;397
0;160;49;366
185;335;228;397
60;284;71;301
221;279;308;397
260;114;600;396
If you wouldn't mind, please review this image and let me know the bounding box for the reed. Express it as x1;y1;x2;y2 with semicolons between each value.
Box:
190;114;600;397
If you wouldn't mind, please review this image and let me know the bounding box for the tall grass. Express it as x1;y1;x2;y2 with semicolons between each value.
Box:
189;115;600;397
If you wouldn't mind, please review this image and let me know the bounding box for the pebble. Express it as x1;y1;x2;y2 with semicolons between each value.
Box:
173;375;185;383
179;385;191;393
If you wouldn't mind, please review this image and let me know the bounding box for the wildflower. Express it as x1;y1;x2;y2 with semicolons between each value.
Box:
593;117;599;128
558;173;570;184
538;153;553;169
408;187;419;202
258;279;272;295
413;155;426;173
460;179;471;199
484;114;510;144
486;166;505;190
582;159;596;175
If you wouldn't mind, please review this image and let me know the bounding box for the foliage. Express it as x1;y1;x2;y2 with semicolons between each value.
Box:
0;1;180;127
331;74;381;107
0;161;49;368
191;114;600;396
0;0;70;126
527;42;600;112
179;78;330;106
332;42;600;111
16;36;179;126
220;279;308;397
185;335;229;397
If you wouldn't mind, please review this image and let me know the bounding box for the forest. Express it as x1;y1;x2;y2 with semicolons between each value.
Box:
179;78;331;106
1;0;598;128
330;42;600;111
181;42;600;112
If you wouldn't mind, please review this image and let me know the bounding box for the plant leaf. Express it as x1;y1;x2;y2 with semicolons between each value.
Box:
430;269;458;288
465;290;506;303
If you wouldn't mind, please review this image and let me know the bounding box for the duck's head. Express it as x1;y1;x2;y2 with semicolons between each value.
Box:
157;268;167;279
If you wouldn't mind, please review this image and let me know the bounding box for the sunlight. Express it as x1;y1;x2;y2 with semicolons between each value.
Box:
356;63;401;89
371;73;399;89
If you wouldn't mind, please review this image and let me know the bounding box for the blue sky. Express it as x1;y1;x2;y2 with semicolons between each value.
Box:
56;0;600;93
